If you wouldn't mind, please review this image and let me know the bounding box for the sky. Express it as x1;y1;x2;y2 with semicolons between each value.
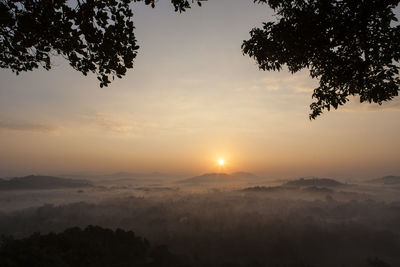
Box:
0;0;399;179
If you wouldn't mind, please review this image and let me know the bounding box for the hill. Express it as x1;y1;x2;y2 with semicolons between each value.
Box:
178;173;230;184
241;185;285;192
284;177;344;187
369;175;400;185
178;172;259;186
0;175;92;190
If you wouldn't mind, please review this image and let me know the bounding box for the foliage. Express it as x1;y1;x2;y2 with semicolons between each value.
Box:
0;0;202;87
368;258;392;267
0;225;185;267
1;0;399;118
242;0;400;118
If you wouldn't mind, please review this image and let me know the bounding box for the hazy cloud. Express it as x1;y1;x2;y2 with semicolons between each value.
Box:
339;97;400;113
242;73;316;94
365;98;400;111
0;119;57;133
75;112;202;138
80;112;161;135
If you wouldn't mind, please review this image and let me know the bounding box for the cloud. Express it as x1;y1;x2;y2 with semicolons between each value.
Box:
240;73;317;94
339;97;400;113
80;112;199;137
365;98;400;111
80;112;160;135
0;119;57;133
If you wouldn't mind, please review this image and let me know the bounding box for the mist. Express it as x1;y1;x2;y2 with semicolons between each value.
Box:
1;173;400;267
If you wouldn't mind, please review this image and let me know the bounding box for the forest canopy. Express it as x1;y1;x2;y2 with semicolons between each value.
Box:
0;225;183;267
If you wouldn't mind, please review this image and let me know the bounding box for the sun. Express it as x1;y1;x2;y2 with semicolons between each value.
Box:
218;159;225;166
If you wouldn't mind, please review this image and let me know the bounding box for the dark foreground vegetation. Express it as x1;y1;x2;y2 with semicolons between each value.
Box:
1;194;399;267
0;226;185;267
1;176;399;267
0;226;393;267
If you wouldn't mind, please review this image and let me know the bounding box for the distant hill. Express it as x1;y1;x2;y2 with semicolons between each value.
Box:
241;186;285;192
369;176;400;185
302;186;334;194
178;173;230;184
241;185;334;194
61;172;183;184
284;178;344;187
0;175;92;190
230;172;258;179
178;172;259;186
106;172;173;179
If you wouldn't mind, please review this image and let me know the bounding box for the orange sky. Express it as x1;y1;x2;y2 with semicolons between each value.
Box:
0;0;399;179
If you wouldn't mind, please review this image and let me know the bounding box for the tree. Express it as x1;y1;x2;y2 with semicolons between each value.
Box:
242;0;400;118
1;1;399;118
0;225;186;267
368;257;392;267
0;0;203;87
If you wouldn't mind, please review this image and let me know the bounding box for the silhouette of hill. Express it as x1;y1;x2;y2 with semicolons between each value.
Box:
177;172;259;185
62;172;182;184
0;175;92;190
230;172;258;179
178;173;229;184
108;172;171;179
284;177;344;187
302;186;334;194
241;185;334;194
241;185;286;192
369;176;400;185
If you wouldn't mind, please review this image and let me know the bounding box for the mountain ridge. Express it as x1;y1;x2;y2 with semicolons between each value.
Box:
0;175;92;190
177;172;259;185
284;177;344;187
369;175;400;185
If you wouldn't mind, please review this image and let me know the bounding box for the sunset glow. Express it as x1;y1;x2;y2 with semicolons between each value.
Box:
0;0;399;179
0;1;400;267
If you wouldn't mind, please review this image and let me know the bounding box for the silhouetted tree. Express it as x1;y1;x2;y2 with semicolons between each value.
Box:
0;0;203;87
242;0;400;118
2;1;399;118
368;258;392;267
0;225;186;267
